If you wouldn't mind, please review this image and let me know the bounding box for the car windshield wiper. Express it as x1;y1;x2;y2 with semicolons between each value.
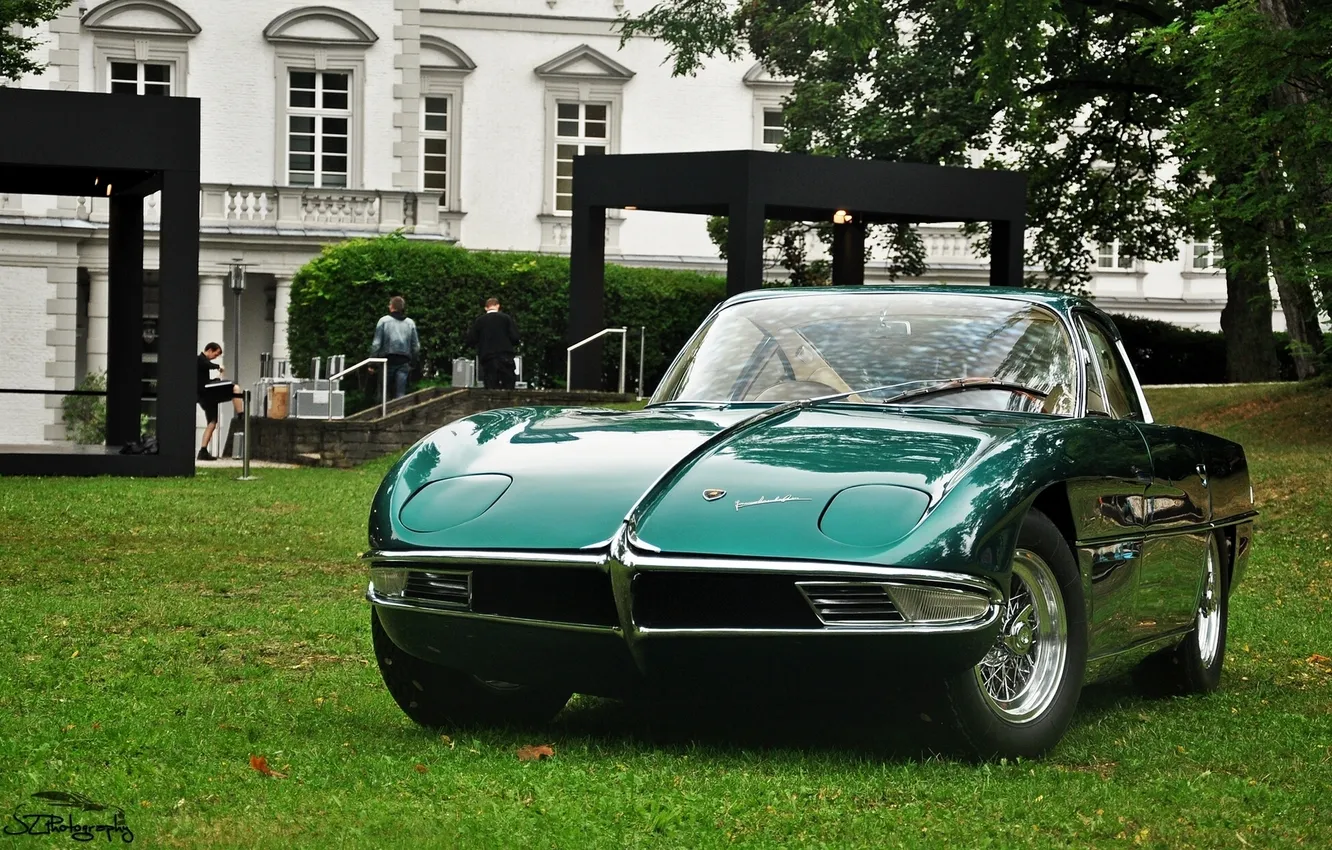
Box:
877;377;1050;405
790;379;945;409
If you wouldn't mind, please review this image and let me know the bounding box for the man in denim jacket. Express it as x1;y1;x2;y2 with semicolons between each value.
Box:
370;295;421;400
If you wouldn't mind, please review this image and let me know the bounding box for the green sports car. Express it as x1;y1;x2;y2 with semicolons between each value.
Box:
364;286;1256;759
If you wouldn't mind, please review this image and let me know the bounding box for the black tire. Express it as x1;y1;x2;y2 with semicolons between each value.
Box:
371;608;572;729
1133;533;1229;696
940;508;1088;760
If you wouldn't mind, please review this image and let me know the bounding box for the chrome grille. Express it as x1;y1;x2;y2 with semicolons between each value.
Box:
797;582;905;625
403;570;470;609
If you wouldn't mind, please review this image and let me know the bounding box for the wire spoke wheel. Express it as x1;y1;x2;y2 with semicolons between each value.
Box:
1195;542;1222;668
973;549;1069;724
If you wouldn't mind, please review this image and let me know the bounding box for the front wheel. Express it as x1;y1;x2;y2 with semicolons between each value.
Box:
371;608;572;729
940;508;1088;760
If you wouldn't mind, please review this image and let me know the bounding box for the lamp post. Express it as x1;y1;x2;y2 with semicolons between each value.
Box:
228;260;247;389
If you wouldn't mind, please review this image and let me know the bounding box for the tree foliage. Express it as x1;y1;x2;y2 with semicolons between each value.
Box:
1147;0;1332;376
0;0;73;81
620;0;1332;379
621;0;1192;292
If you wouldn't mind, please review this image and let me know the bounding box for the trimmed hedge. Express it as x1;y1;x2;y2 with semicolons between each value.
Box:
286;236;1296;406
286;233;726;404
1110;313;1298;384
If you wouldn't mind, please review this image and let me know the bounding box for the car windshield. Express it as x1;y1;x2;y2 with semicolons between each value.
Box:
651;292;1079;415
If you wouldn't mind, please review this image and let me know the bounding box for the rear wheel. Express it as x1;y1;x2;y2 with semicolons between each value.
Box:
1134;533;1229;695
371;608;572;729
940;508;1088;760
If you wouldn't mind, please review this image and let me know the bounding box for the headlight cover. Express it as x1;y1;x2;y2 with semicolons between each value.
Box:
398;473;513;533
818;483;930;548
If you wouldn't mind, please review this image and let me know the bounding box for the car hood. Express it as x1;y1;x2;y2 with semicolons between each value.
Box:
373;403;1036;559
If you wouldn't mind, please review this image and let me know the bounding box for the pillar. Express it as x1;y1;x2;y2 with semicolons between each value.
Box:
831;220;866;286
991;217;1025;287
105;193;144;447
198;275;226;353
725;200;765;297
86;270;109;374
272;275;292;361
568;200;607;391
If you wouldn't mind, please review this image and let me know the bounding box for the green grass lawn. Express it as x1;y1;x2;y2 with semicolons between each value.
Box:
2;384;1330;848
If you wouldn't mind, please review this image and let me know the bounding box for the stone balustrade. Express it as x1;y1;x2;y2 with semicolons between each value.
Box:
918;225;988;265
74;184;446;236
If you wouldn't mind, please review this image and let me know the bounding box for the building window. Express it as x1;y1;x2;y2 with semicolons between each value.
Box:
287;70;350;188
762;109;784;147
109;61;172;96
553;102;608;212
421;95;450;205
1096;241;1134;270
1191;236;1223;270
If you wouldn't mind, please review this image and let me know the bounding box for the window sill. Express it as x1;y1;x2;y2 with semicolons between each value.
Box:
1092;267;1145;276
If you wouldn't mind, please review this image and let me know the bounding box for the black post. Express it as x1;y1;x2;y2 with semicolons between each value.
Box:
831;220;866;286
990;216;1025;286
568;190;606;390
106;193;144;447
726;200;765;297
156;166;201;475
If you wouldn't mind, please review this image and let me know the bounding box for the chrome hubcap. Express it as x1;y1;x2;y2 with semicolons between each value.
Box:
975;549;1068;723
1196;543;1221;667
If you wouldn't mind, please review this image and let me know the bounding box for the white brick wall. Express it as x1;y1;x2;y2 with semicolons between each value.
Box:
0;265;57;444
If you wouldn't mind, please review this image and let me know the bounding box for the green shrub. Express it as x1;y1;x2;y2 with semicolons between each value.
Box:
58;370;154;443
286;234;727;405
61;370;108;444
1111;313;1298;384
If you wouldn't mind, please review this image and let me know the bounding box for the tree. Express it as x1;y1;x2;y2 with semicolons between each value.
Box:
619;0;1325;380
1;0;73;82
621;0;1191;292
1149;0;1332;378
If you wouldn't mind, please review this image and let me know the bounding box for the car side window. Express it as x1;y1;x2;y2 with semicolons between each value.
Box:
1079;316;1143;420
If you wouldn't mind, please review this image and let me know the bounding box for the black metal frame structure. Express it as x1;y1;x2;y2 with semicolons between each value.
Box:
0;87;200;476
567;150;1026;389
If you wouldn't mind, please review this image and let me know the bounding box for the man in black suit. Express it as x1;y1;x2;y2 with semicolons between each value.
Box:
465;297;520;389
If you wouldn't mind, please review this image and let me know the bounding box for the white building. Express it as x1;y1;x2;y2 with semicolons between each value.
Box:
0;0;1246;446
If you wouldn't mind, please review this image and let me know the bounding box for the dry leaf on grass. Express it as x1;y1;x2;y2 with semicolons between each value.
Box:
414;763;428;774
249;754;287;779
516;744;555;762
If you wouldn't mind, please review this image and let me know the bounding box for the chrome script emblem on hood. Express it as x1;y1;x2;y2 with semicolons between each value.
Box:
702;489;726;501
734;495;813;511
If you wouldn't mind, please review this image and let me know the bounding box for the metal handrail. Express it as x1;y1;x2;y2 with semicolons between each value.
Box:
327;356;388;418
566;327;628;393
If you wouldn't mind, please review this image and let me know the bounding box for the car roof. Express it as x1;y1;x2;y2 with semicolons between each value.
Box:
720;284;1117;334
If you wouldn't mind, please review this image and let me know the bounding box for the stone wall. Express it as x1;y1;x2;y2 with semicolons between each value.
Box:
248;387;637;467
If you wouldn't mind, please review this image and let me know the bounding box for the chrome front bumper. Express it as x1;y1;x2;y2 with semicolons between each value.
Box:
365;524;1005;695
